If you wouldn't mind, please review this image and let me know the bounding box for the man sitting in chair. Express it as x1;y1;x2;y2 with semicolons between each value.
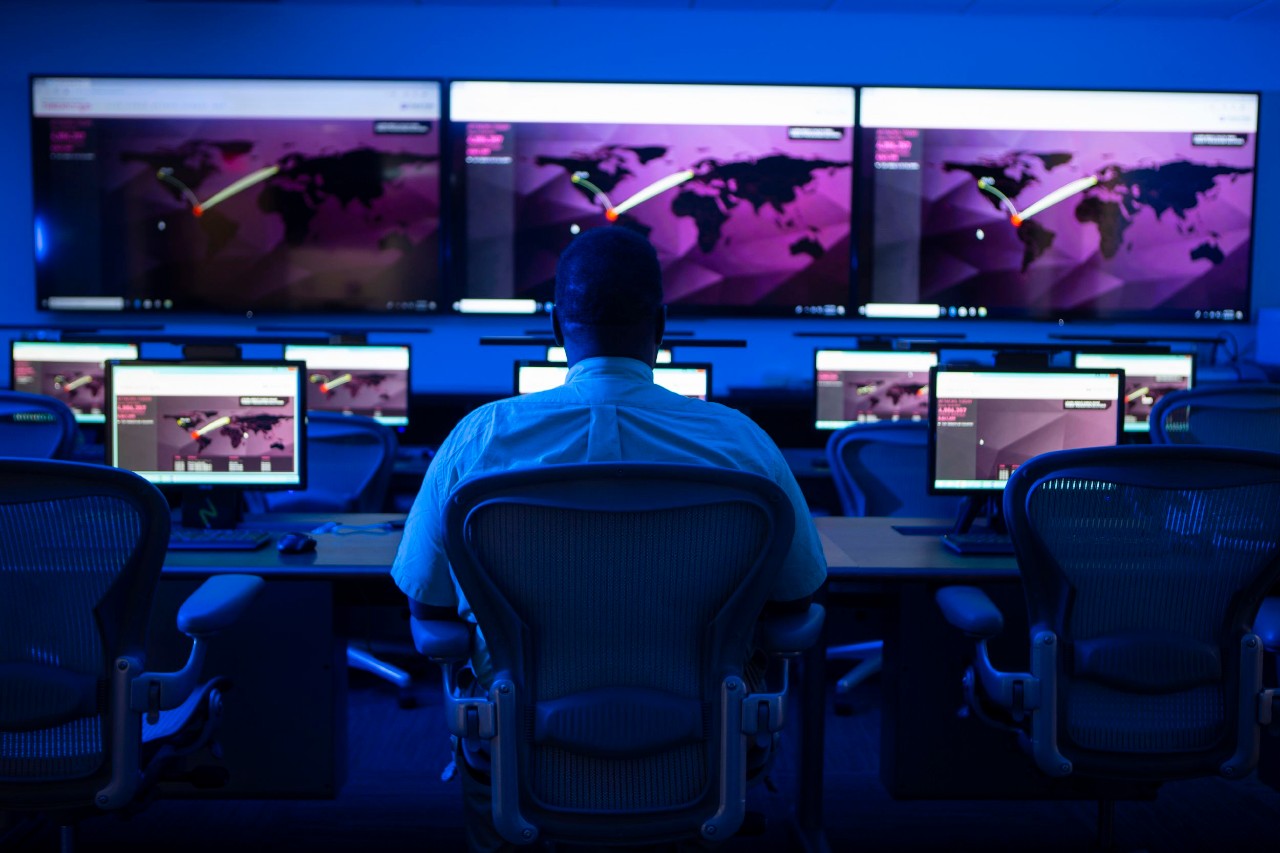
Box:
391;226;827;851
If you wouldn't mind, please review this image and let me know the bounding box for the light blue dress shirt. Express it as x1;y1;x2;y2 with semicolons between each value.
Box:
391;356;828;682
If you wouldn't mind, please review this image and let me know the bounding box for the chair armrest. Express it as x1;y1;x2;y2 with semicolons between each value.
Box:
1256;597;1280;654
936;585;1004;639
177;575;265;639
756;604;825;655
411;617;473;661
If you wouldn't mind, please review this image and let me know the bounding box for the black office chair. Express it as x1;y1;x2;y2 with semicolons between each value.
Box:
934;446;1280;848
255;412;411;698
0;390;78;460
412;463;823;848
263;411;399;513
825;422;961;696
0;460;262;852
1149;382;1280;451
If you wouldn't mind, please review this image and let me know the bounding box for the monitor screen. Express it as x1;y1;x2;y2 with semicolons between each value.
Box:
451;81;855;316
814;349;938;429
545;345;671;364
1073;351;1195;433
515;362;711;401
32;76;443;315
10;341;138;423
858;87;1259;322
929;368;1123;492
106;361;305;487
284;344;410;427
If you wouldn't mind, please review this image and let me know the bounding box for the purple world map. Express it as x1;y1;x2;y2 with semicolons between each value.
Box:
482;122;853;308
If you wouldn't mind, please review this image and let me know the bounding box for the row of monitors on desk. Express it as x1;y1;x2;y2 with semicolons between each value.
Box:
14;343;1157;498
33;76;1259;323
814;348;1195;435
11;341;411;426
100;359;1130;498
10;340;699;426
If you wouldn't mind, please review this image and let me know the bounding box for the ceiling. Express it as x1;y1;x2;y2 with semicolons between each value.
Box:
138;0;1280;19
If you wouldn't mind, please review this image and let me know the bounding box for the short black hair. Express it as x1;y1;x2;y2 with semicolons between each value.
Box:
554;227;663;326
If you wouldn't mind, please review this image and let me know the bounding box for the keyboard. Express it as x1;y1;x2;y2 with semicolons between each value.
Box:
941;532;1016;556
168;528;272;551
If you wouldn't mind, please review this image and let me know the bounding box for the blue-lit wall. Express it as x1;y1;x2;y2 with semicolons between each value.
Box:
1;1;1277;396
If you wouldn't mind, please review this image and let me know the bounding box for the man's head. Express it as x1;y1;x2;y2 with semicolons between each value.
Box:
552;227;665;366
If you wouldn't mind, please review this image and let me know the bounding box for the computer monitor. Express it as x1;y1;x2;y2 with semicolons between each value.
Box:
545;346;671;364
284;344;410;427
10;340;138;423
106;361;305;488
1073;352;1196;433
515;362;712;401
450;80;855;316
32;76;443;315
928;367;1124;493
814;349;938;430
857;87;1259;322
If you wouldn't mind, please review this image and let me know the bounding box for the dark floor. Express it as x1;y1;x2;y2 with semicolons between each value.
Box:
10;662;1280;852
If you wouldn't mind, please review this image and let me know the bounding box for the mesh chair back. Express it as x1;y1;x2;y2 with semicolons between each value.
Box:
1004;446;1280;778
444;463;792;839
0;390;78;460
0;461;169;796
826;421;960;517
265;412;398;512
1149;383;1280;451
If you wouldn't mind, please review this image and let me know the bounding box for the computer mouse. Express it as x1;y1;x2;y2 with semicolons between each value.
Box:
277;532;318;555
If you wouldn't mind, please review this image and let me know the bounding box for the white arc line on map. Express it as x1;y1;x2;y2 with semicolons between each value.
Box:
190;416;231;440
978;175;1099;227
607;170;696;220
158;164;281;217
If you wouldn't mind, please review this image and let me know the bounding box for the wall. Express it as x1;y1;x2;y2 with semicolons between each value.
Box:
0;0;1276;398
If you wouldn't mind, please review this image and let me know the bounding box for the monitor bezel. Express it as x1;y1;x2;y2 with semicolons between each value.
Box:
447;77;857;319
926;364;1125;496
812;346;939;431
283;342;412;428
30;73;446;318
513;359;714;401
854;84;1261;324
1070;350;1197;434
104;358;308;491
10;339;140;424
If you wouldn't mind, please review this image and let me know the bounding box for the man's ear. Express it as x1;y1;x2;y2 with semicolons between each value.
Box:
654;305;667;346
551;306;564;347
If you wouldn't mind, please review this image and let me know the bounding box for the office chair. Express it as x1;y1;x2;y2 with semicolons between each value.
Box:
411;463;824;848
0;459;263;852
256;412;412;699
0;390;78;459
825;422;961;696
933;446;1280;849
263;411;399;513
1149;382;1280;451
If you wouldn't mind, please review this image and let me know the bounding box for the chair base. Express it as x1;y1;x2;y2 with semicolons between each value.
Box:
347;644;415;708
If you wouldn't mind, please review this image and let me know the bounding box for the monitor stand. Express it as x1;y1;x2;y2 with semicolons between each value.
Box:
180;486;243;530
951;494;1007;536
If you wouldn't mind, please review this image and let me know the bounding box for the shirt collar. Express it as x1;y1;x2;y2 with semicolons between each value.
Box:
565;356;654;384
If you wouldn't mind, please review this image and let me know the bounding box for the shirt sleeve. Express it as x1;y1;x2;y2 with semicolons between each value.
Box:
748;424;828;602
390;415;486;608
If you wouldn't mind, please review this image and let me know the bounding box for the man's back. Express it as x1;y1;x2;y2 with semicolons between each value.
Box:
392;356;826;683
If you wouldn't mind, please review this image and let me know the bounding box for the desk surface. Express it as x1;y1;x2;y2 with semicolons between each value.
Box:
817;516;1018;582
163;513;405;579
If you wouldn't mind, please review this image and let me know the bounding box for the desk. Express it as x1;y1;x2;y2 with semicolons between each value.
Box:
813;517;1105;801
155;513;405;798
164;513;404;579
818;516;1016;582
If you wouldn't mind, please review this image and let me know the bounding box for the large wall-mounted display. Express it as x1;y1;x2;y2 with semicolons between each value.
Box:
858;87;1259;322
450;80;856;316
32;76;443;315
